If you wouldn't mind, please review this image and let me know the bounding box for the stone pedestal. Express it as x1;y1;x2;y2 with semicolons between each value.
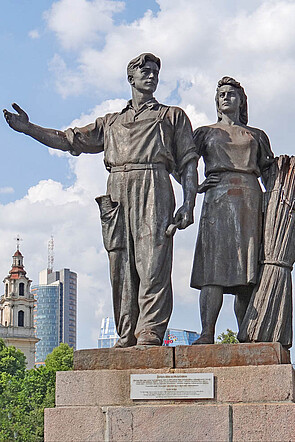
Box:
44;343;295;442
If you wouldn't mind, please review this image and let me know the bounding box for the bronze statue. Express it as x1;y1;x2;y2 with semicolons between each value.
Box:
190;76;274;344
3;53;198;348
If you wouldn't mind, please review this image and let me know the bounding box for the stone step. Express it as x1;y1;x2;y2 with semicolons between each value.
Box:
74;346;174;370
73;342;290;371
175;341;290;368
45;401;295;442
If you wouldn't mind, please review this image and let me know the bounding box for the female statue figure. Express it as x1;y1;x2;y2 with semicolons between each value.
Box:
191;76;274;344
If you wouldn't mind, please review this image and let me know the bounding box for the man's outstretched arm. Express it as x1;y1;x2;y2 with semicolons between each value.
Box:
174;158;198;229
3;103;71;152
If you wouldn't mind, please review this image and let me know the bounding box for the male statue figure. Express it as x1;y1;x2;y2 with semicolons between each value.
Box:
4;53;198;347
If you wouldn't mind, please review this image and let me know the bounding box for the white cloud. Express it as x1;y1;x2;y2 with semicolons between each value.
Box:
48;54;85;98
44;0;125;50
44;0;295;147
183;105;211;131
222;2;295;54
28;30;40;39
0;187;14;194
65;98;127;128
0;173;110;349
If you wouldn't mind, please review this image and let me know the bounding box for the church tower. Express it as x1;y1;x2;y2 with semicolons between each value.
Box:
0;239;39;369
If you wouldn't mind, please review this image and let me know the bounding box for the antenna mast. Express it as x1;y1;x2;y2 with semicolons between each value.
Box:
48;235;54;274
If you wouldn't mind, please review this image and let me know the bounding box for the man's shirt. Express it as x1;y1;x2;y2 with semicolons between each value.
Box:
65;98;197;175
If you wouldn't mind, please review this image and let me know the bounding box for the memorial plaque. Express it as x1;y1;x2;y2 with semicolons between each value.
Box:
130;373;214;400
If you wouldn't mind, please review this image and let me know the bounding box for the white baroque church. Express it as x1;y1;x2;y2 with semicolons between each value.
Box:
0;244;39;369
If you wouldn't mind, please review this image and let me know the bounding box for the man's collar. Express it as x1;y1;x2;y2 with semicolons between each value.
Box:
120;98;159;113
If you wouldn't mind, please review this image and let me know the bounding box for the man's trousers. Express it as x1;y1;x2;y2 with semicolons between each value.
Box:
97;164;175;347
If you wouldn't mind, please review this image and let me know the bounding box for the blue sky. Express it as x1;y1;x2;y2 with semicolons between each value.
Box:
1;0;295;358
1;1;159;204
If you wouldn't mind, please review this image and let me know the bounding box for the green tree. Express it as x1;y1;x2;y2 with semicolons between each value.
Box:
217;329;239;344
0;338;26;378
45;343;73;371
0;341;73;442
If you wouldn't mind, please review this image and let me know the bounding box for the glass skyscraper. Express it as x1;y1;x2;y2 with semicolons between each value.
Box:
97;318;200;348
32;282;60;363
33;268;77;364
163;328;200;346
98;317;119;348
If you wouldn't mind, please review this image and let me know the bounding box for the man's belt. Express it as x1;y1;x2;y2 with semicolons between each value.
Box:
110;163;167;172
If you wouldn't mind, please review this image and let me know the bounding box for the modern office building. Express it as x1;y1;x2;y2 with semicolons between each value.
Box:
0;245;39;369
97;318;199;348
98;317;119;348
33;268;77;364
162;328;200;346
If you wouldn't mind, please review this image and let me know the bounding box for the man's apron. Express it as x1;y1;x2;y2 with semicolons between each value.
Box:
96;107;175;346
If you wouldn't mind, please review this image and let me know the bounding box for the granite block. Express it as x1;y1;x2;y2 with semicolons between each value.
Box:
74;346;174;370
56;364;295;407
107;404;230;442
175;364;295;404
44;406;104;442
56;368;171;407
232;402;295;441
175;342;290;368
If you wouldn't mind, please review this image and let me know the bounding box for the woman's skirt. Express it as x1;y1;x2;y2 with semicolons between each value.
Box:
190;171;263;295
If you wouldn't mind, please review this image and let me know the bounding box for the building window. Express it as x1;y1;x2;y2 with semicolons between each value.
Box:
5;284;8;296
19;283;24;296
18;310;24;327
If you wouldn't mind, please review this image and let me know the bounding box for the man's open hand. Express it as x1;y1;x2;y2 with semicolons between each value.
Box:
3;103;29;133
